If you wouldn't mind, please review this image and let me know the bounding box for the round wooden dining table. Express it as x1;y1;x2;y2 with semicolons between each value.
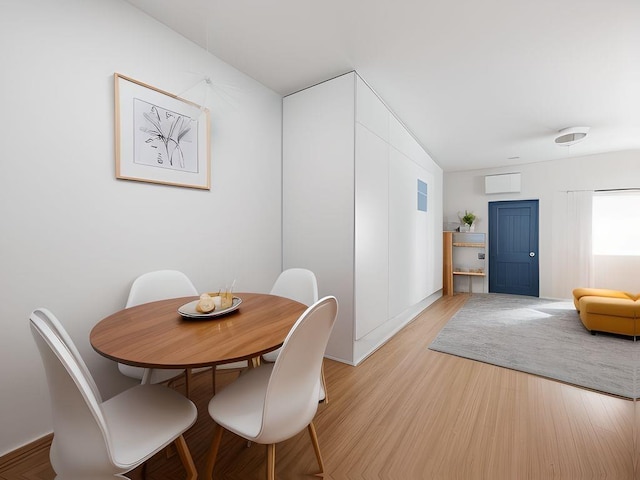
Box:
90;292;307;370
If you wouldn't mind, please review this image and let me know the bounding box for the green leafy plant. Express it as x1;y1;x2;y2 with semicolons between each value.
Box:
462;210;476;226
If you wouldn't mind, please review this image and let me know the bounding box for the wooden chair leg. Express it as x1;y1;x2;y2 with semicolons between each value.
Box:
173;435;197;480
165;442;176;458
212;367;217;395
205;424;224;480
267;443;276;480
307;422;325;476
141;368;153;385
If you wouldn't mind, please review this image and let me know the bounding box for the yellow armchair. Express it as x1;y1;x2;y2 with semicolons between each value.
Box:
573;288;640;337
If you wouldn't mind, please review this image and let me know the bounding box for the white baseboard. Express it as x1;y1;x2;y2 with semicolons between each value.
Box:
352;291;442;366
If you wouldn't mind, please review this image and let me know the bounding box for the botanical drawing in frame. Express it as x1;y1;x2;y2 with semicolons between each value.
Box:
114;73;211;190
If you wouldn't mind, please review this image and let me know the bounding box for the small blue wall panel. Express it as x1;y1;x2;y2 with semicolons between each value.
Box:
417;179;427;212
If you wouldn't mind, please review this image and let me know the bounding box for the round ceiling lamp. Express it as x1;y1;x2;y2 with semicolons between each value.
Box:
554;126;590;146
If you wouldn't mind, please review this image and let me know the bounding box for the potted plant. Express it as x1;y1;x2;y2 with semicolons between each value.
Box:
461;210;476;232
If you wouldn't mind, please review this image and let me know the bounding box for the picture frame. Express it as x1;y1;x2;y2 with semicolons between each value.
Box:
114;73;211;190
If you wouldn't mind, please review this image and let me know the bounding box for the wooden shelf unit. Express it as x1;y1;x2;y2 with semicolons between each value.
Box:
443;231;486;295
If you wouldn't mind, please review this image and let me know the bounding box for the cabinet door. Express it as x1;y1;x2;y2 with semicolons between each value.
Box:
355;124;389;340
389;149;433;317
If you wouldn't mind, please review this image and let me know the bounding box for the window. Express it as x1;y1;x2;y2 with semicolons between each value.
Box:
417;179;427;212
592;191;640;255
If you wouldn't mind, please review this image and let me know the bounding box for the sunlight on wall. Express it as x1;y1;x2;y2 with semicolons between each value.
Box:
593;191;640;255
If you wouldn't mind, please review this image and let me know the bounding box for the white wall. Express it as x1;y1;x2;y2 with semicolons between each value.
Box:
283;73;357;362
0;0;282;455
443;150;640;299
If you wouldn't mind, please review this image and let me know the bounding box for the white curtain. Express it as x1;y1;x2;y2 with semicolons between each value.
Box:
566;190;594;290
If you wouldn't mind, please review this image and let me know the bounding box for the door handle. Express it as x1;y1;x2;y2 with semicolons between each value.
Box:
529;252;536;257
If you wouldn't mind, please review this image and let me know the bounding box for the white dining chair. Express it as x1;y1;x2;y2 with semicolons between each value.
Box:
205;296;338;480
30;308;198;479
261;268;329;402
39;305;103;402
121;269;247;397
118;270;198;396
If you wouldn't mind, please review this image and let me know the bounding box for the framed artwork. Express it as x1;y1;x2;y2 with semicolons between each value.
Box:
114;73;211;190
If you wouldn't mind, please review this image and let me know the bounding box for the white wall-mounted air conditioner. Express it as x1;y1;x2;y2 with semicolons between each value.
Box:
485;173;521;194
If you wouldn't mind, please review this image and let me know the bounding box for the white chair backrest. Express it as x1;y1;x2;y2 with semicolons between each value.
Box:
269;268;318;307
259;296;337;443
126;270;198;307
33;307;103;402
121;270;198;383
30;309;114;475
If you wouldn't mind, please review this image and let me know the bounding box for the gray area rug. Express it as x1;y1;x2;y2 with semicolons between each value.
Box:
429;294;638;399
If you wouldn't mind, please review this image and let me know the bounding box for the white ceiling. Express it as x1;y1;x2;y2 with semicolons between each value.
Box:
125;0;640;172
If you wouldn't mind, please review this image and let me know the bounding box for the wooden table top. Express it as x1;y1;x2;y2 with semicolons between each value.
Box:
90;292;307;369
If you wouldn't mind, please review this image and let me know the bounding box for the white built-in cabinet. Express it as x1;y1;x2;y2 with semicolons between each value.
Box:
283;72;443;365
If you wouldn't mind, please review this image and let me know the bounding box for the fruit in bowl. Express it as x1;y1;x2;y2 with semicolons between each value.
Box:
196;293;216;313
206;291;234;310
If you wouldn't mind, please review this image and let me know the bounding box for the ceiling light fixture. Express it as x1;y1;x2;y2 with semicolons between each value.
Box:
554;126;590;146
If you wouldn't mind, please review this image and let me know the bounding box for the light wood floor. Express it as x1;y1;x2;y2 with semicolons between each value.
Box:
2;294;638;479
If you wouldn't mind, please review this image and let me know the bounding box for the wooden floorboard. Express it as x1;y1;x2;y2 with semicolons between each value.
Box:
2;294;637;479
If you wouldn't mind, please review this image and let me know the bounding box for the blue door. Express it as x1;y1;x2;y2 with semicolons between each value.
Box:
488;200;539;296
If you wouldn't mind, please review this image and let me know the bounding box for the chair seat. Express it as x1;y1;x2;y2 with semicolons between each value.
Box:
261;349;280;363
103;384;197;468
209;363;324;442
209;364;273;440
261;350;325;402
217;360;248;370
118;364;186;384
